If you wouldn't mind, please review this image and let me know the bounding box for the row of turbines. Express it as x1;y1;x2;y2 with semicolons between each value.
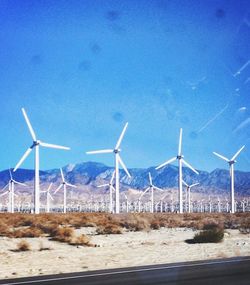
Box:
0;108;246;214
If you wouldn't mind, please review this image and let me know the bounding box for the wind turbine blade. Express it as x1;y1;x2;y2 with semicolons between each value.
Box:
190;183;199;188
97;184;109;188
213;152;229;162
153;186;164;191
66;183;77;188
60;168;65;182
0;191;8;197
47;183;53;192
13;180;26;186
48;192;54;201
54;184;63;194
110;171;115;184
1;184;9;192
118;155;131;178
40;142;70;150
155;157;176;170
182;180;189;187
124;193;128;200
14;148;32;171
115;122;128;149
22;108;37;141
148;172;152;185
9;169;13;180
231;145;245;161
178;128;183;156
182;159;199;174
140;187;150;199
86;149;113;154
160;193;168;201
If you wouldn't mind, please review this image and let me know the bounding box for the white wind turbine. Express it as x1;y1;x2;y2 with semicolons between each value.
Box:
141;172;163;213
14;108;70;214
40;183;54;213
97;171;115;213
86;122;131;214
123;193;129;213
182;180;199;213
156;128;199;213
54;168;77;214
213;145;245;213
0;169;26;213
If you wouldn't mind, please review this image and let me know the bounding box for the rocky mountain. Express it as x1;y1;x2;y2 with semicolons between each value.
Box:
0;161;250;197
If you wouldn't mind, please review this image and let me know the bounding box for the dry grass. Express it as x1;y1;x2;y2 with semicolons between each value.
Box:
68;234;93;246
16;240;31;251
239;217;250;234
0;212;249;238
96;224;123;235
50;226;74;243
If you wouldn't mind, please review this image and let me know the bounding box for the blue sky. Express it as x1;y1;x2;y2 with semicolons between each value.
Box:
0;0;249;172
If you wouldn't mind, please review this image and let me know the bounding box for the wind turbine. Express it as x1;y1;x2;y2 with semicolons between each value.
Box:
97;171;115;213
14;108;70;214
40;183;54;213
86;122;131;214
123;193;129;213
156;192;168;213
0;169;26;213
213;145;245;213
141;172;163;213
54;168;76;214
182;180;199;213
156;128;199;213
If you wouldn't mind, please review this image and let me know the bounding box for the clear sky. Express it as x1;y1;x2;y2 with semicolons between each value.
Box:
0;0;249;172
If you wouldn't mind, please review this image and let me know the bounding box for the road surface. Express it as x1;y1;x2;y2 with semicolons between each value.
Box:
0;256;250;285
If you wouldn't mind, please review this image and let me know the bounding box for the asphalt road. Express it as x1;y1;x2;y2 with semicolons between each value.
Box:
1;257;250;285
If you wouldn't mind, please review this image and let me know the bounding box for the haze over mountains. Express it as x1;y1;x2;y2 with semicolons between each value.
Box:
0;161;249;198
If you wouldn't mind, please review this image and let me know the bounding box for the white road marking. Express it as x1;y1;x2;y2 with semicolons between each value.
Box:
2;258;250;285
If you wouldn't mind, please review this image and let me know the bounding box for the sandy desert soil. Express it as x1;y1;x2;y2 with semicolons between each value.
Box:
0;227;249;280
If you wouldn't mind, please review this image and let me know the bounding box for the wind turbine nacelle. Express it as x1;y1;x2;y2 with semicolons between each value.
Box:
114;149;121;153
177;155;184;159
32;140;40;147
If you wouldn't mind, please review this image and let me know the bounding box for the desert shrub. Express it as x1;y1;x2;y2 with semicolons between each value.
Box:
119;214;150;232
96;224;122;235
36;222;59;235
9;227;43;238
239;219;250;234
150;221;161;230
0;221;9;236
16;240;31;251
203;222;223;231
193;228;224;243
51;226;74;243
68;234;92;246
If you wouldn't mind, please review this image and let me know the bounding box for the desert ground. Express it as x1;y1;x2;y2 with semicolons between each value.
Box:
0;213;249;279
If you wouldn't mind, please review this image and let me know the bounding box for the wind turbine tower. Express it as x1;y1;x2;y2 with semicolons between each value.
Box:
98;171;115;213
182;180;199;213
213;145;245;213
41;183;54;213
86;122;131;214
14;108;70;214
54;168;77;213
156;128;199;213
0;169;26;213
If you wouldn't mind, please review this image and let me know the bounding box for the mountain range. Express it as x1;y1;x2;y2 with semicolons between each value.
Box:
0;161;249;198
